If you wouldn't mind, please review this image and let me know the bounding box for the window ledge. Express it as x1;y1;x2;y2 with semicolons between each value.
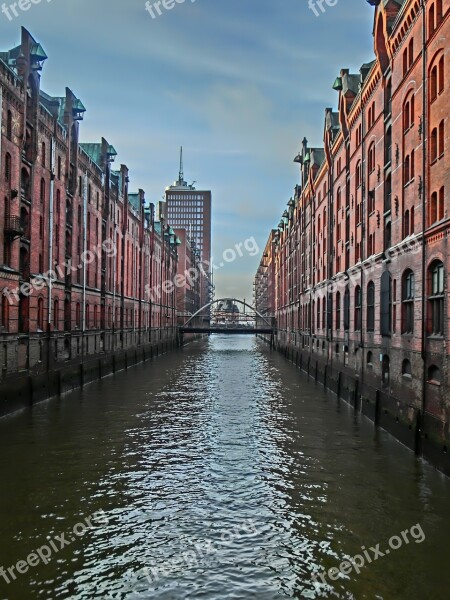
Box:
427;379;441;387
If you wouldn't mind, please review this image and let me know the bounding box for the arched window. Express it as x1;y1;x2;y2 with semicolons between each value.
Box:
94;305;98;329
427;260;444;336
368;143;375;173
6;110;12;140
403;99;410;131
40;178;46;204
85;304;90;329
337;187;341;210
430;127;438;162
37;297;44;331
356;160;362;188
427;365;441;384
76;303;81;328
5;153;11;184
438;187;444;221
438;120;444;157
1;293;9;330
41;142;46;167
430;64;438;101
402;359;412;377
380;271;392;336
402;270;415;334
429;191;438;225
429;3;436;36
404;155;410;183
53;299;59;329
404;209;410;238
354;286;362;331
367;281;375;331
344;287;350;331
57;156;62;180
336;291;341;330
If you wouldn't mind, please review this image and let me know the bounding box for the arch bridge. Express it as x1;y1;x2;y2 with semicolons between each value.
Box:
179;298;276;336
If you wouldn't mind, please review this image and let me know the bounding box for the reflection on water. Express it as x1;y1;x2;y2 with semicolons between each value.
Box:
0;336;449;599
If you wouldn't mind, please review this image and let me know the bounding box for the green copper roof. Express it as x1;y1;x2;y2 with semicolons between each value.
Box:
30;43;48;62
128;193;141;212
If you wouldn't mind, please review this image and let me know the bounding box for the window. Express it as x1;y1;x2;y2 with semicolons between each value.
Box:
403;48;408;76
382;355;390;386
436;0;443;26
41;142;46;167
367;281;375;331
408;39;414;69
439;187;445;220
4;153;11;184
356;160;362;188
404;210;410;238
438;56;444;93
1;293;9;330
6;110;12;140
37;298;44;331
430;127;438;162
427;365;441;384
354;286;362;331
402;359;412;377
438;120;444;157
336;291;341;330
57;156;62;180
428;260;444;336
404;155;410;184
86;304;90;329
76;303;81;328
368;143;375;173
380;271;392;336
367;351;373;367
40;178;46;204
344;287;350;331
430;65;438;101
429;188;445;225
429;4;435;36
403;99;410;131
337;187;341;210
368;190;375;214
54;299;59;329
402;270;415;334
430;54;444;101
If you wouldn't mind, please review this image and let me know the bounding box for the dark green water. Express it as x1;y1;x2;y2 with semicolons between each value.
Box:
0;336;449;599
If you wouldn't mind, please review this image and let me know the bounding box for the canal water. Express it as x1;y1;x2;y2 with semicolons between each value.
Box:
0;336;449;599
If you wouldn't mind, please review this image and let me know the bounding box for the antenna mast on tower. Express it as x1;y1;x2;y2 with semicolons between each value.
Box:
178;146;184;184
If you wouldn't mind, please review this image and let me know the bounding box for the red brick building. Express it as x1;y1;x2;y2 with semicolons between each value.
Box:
255;0;449;474
0;28;179;392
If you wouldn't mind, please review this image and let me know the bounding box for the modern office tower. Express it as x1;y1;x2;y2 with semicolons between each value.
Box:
165;148;213;310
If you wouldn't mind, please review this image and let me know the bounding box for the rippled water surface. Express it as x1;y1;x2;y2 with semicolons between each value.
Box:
0;336;449;599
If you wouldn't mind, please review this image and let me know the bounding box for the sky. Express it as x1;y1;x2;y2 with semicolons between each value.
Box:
0;0;376;302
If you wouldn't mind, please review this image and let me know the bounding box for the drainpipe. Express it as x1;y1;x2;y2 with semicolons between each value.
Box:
47;136;55;368
360;85;366;398
82;172;88;354
48;136;55;327
420;0;427;452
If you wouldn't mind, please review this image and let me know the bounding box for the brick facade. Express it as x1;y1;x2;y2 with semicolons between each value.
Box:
255;0;449;473
0;28;179;385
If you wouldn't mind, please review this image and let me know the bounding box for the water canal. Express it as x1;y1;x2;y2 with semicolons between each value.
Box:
0;336;448;599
